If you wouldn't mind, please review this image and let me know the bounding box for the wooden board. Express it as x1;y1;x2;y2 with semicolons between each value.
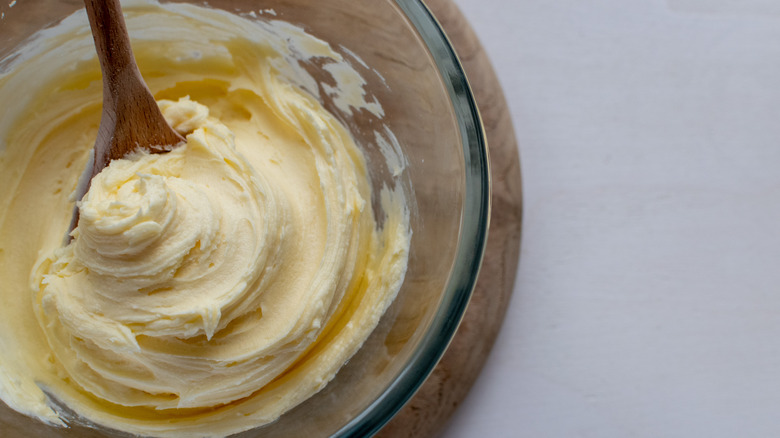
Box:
376;0;523;436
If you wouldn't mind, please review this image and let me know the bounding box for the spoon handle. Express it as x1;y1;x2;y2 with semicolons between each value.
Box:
84;0;136;86
83;0;184;173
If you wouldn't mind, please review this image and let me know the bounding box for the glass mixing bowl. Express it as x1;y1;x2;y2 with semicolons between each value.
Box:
0;0;490;436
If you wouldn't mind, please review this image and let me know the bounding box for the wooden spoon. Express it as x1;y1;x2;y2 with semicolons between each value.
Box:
68;0;185;233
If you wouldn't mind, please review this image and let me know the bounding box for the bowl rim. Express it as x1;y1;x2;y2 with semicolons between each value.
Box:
335;0;492;436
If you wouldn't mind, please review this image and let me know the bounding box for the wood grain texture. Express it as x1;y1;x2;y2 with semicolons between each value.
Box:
375;0;523;436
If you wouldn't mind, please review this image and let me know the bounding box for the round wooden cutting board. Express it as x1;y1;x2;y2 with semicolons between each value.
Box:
376;0;523;436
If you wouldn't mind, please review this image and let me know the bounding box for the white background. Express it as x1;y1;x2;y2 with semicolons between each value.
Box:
446;0;780;437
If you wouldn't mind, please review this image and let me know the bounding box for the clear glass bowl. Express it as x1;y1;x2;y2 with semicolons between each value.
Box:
0;0;490;436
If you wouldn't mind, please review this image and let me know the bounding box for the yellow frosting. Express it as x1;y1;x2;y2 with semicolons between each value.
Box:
0;2;409;436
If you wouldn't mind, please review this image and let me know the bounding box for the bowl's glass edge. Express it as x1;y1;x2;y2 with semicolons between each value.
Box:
334;0;492;436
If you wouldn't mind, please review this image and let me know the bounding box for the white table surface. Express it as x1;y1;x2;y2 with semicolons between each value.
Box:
445;1;780;437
